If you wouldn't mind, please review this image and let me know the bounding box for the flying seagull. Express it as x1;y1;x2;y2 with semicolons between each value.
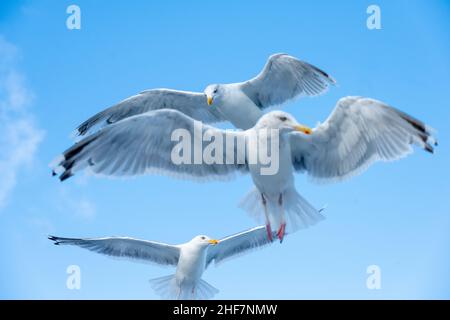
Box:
74;53;335;136
52;96;437;241
49;226;277;300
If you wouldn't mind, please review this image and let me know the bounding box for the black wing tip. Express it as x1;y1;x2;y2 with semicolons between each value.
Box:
55;133;99;182
48;235;60;245
76;124;89;137
422;136;436;154
308;63;336;85
269;53;337;85
328;75;337;85
398;111;427;133
51;162;72;182
397;110;438;154
59;171;73;182
293;54;336;82
51;168;73;182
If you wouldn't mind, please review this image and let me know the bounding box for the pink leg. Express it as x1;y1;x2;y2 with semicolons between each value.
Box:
266;223;273;242
277;223;286;243
277;193;286;243
261;193;273;242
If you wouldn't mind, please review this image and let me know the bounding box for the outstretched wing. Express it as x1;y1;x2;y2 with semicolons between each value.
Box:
206;226;276;267
239;53;336;109
75;89;224;137
52;109;248;181
49;235;180;266
290;96;437;182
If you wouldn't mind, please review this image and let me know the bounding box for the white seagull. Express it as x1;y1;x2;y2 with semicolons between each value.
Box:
49;226;277;300
52;96;437;241
74;53;335;136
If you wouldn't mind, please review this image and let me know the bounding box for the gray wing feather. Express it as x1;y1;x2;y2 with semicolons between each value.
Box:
290;96;437;182
239;53;336;109
206;226;276;268
75;89;224;137
49;235;180;266
53;109;248;181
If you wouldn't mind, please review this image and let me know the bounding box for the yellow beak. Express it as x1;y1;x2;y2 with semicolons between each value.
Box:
293;124;313;135
208;239;219;245
207;96;213;106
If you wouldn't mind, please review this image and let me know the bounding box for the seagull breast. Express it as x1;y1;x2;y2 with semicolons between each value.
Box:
176;244;208;285
218;85;264;130
247;130;294;196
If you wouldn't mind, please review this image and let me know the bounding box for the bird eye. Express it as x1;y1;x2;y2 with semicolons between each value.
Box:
279;116;287;122
213;89;218;94
201;236;206;240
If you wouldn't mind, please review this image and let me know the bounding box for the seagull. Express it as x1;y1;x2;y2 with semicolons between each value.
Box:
74;53;335;136
49;226;277;300
52;96;437;242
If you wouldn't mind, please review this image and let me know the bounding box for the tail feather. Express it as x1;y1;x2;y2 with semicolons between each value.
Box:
239;187;325;233
149;275;179;300
195;279;219;300
149;275;219;300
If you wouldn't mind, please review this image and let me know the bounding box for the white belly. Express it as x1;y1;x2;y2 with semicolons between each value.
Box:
222;105;262;129
175;247;206;286
248;135;294;197
218;87;263;129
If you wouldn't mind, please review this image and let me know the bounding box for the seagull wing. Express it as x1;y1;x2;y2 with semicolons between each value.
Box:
53;109;248;181
239;53;336;109
75;89;224;137
49;235;180;266
206;226;276;267
290;96;437;182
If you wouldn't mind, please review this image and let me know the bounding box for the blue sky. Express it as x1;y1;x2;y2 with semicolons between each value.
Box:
0;0;449;299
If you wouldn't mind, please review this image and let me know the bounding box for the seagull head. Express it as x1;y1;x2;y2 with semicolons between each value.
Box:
204;84;222;106
256;111;312;135
190;235;219;248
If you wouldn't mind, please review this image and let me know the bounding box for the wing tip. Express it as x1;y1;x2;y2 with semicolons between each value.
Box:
328;75;337;85
48;235;60;245
59;170;74;181
52;133;100;182
397;112;438;155
424;144;434;154
272;53;337;85
70;128;84;139
49;154;69;180
307;62;337;85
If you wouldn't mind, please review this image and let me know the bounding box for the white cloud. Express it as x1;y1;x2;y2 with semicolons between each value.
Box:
56;187;97;220
75;199;96;220
0;36;45;210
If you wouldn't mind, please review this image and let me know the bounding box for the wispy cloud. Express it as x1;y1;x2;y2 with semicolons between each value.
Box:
56;187;97;220
0;36;45;210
